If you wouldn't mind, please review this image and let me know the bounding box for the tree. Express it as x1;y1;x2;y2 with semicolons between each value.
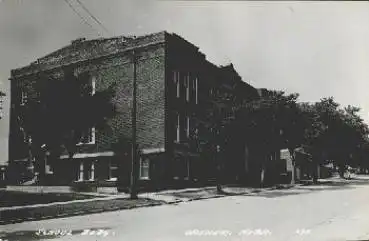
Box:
236;90;301;186
299;98;369;179
197;85;239;193
297;101;328;183
18;71;116;183
0;90;5;120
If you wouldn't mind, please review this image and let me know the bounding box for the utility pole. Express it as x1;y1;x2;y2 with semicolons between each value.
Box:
130;48;138;199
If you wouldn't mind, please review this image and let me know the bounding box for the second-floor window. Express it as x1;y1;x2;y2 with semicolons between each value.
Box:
185;73;190;102
78;72;96;96
173;71;180;98
194;77;198;104
78;127;95;145
91;76;96;95
20;90;28;105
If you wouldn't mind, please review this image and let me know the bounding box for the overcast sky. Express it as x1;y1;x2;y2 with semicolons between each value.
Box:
1;0;369;164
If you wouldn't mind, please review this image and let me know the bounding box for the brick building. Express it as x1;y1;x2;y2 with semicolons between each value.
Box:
8;31;259;190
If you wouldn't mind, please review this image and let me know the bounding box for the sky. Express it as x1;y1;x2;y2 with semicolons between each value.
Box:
1;0;369;164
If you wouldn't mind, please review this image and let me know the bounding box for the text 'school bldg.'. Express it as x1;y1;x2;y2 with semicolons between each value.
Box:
8;31;260;190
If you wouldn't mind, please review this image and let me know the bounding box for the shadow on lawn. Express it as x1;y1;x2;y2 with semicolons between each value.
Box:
0;227;114;241
0;191;94;208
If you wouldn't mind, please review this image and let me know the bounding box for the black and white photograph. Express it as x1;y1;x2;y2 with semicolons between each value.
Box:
1;0;369;240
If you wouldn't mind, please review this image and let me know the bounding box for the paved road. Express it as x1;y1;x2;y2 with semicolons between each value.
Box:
2;180;369;241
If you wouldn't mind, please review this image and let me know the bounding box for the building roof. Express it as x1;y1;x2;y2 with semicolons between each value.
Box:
11;31;168;78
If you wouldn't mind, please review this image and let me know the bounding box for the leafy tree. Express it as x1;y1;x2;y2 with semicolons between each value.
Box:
0;90;5;120
196;84;241;193
300;98;369;179
236;90;300;186
18;71;116;183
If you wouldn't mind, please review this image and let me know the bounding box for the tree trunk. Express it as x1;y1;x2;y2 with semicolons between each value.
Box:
216;145;223;194
289;149;296;184
33;147;46;185
260;165;265;187
260;154;267;188
216;164;222;193
338;163;346;178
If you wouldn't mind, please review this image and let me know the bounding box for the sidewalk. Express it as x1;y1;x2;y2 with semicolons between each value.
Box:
1;176;367;225
0;184;294;225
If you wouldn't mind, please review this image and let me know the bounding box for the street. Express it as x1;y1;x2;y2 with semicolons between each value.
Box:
1;179;369;241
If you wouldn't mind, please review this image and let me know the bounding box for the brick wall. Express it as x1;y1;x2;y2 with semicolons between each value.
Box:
9;34;166;162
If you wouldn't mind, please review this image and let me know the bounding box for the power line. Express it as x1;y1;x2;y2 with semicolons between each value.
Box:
74;0;111;35
63;0;102;37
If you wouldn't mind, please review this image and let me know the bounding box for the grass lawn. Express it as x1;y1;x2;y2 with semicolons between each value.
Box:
0;191;94;207
0;197;165;225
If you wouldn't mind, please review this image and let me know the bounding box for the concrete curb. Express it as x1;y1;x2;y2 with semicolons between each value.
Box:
0;183;299;225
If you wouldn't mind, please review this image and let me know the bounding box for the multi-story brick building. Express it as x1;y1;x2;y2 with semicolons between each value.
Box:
8;31;259;190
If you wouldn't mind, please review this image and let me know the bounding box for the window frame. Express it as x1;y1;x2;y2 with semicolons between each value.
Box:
108;159;118;181
139;157;150;180
194;77;198;104
45;154;53;175
88;161;95;181
173;71;180;98
77;161;84;181
175;113;180;143
185;116;190;138
185;73;190;102
20;90;28;106
77;127;96;145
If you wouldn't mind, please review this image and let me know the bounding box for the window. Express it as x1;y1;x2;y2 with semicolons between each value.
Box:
108;160;118;181
185;116;190;138
0;95;3;119
77;162;84;181
185;73;190;102
45;155;53;174
140;158;150;180
76;161;95;181
173;71;180;98
20;90;28;105
184;159;190;180
175;113;180;143
79;72;95;96
88;162;95;181
194;77;198;104
78;127;95;145
194;127;199;139
91;76;96;95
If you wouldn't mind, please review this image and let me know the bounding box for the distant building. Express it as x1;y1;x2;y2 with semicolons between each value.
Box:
8;31;259;190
